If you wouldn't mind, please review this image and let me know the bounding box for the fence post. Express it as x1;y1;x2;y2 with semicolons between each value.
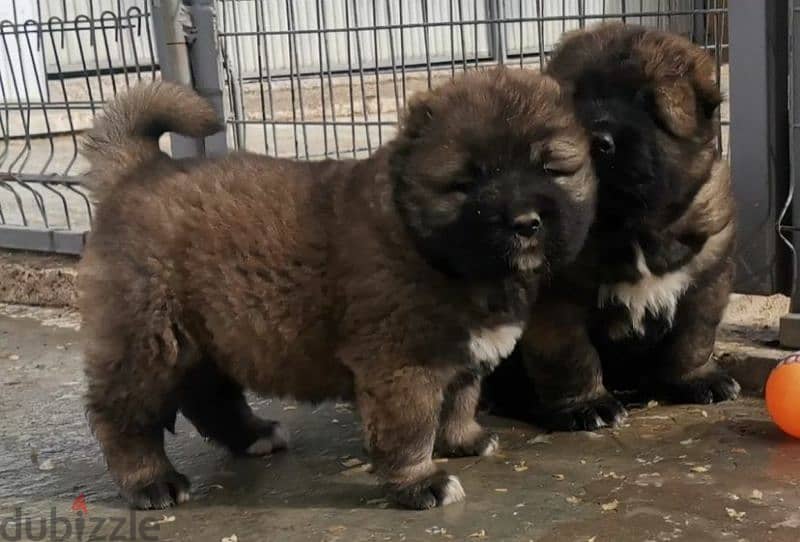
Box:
691;0;706;44
151;0;227;159
781;0;800;347
728;0;790;296
187;0;228;158
151;0;202;159
486;0;505;63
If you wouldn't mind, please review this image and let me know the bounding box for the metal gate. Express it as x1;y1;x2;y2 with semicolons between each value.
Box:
0;0;156;253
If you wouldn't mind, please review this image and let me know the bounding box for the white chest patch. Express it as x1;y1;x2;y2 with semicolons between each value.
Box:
468;323;523;367
598;244;692;337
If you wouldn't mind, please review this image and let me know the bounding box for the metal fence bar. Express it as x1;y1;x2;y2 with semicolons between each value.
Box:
729;0;790;295
0;225;86;255
214;10;727;39
487;0;504;64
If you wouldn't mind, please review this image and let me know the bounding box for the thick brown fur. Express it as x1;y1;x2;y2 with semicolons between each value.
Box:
483;23;738;431
79;71;596;509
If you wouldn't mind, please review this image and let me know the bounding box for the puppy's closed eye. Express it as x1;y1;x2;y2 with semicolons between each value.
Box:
446;163;498;192
447;178;475;193
543;162;580;176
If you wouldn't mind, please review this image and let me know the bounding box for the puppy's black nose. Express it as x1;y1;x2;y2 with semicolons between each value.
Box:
512;212;542;238
592;131;615;155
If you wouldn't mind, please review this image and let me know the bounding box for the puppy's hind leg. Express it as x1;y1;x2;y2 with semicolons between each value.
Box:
177;361;289;456
85;316;195;509
90;413;190;509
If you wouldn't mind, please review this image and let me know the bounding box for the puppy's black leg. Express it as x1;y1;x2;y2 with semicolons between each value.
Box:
178;361;288;455
435;373;498;457
522;301;627;431
648;263;740;404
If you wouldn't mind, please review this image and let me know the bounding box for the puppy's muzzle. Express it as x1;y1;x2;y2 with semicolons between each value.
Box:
592;131;615;155
512;211;542;239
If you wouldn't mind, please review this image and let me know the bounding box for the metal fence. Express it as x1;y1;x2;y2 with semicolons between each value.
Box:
217;0;729;160
2;0;789;303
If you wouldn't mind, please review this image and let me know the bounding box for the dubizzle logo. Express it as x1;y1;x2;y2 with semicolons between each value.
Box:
0;493;162;541
70;495;88;516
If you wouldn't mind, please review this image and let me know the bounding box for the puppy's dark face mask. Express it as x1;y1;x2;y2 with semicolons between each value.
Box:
390;70;596;281
547;24;723;229
572;68;669;224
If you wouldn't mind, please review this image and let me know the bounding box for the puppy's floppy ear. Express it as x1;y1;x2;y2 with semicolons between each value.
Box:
391;91;439;184
652;74;721;140
640;34;722;139
400;92;438;139
693;71;723;121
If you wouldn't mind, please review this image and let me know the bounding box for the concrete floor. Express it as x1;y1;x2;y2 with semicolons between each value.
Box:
1;306;800;542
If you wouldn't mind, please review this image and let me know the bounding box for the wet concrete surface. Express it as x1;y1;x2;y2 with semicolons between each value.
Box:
1;308;800;542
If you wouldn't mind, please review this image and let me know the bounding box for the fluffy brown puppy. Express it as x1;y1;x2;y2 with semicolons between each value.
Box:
79;69;596;509
483;24;738;431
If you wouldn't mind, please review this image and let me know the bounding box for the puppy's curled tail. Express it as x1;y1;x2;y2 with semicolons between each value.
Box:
81;81;222;201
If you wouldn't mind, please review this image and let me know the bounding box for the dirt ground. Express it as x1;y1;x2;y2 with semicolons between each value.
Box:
1;296;799;542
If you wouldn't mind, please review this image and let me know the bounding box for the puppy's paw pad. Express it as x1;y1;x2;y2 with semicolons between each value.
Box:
388;471;466;510
245;423;290;456
541;394;627;432
658;371;741;405
125;471;190;510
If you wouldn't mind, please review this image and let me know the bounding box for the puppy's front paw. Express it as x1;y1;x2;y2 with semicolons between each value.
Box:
387;471;466;510
655;370;741;405
122;470;191;510
243;421;290;456
539;394;627;432
435;430;499;458
475;431;500;456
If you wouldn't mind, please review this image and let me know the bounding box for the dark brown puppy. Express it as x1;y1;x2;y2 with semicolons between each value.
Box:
80;69;596;509
483;23;738;431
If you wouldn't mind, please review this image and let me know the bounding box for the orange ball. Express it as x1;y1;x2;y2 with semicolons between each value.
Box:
766;353;800;438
